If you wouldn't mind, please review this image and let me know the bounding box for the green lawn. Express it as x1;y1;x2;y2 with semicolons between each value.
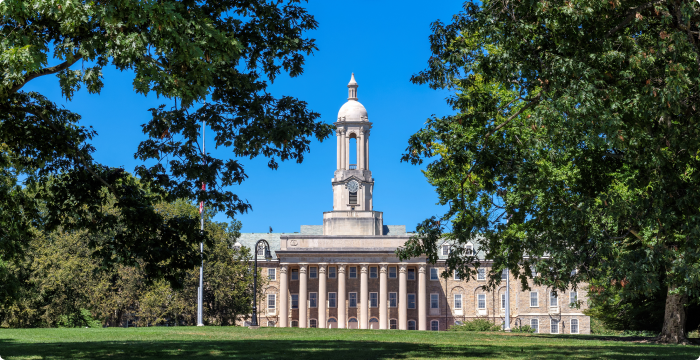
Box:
0;327;698;359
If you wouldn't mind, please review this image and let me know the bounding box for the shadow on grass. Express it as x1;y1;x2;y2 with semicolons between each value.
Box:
0;336;698;360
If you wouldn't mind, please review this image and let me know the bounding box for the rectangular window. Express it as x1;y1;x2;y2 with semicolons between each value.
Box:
389;292;397;308
530;319;539;333
454;294;462;309
370;266;378;279
268;294;276;310
501;294;506;309
291;294;299;309
477;268;485;280
349;191;357;204
310;319;317;328
530;292;539;307
390;319;397;329
349;292;357;308
389;266;397;279
329;292;337;308
268;268;276;281
349;267;357;279
408;268;416;280
550;292;558;307
530;265;537;278
430;293;439;309
310;266;318;279
501;269;508;280
309;292;317;308
267;321;276;327
291;269;299;281
570;291;577;307
442;245;450;256
571;319;579;334
454;270;461;280
408;293;416;309
328;266;337;279
370;292;378;308
466;244;473;255
431;320;439;331
430;267;439;281
551;319;559;334
477;294;486;309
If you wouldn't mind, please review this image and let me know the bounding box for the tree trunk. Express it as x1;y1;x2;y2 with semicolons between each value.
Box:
656;285;688;344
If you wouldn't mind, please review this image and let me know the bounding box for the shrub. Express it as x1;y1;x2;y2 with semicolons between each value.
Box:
511;325;535;333
450;319;501;331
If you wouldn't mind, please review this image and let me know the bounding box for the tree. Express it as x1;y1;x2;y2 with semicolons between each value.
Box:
0;0;332;288
397;0;700;343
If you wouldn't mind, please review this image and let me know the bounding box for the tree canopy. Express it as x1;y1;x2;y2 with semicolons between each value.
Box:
398;0;700;343
0;0;332;288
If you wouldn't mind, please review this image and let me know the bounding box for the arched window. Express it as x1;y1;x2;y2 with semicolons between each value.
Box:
430;320;439;331
408;320;417;330
348;317;358;329
389;319;397;329
310;319;317;328
327;318;338;329
369;317;379;329
291;320;299;328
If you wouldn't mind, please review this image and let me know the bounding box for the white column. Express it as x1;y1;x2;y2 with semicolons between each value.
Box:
336;130;341;170
299;264;308;328
398;264;407;330
319;264;327;328
345;134;350;169
360;264;369;329
418;264;427;331
279;265;289;327
365;130;369;170
340;129;346;170
379;264;388;329
359;129;365;170
356;135;361;169
338;264;346;328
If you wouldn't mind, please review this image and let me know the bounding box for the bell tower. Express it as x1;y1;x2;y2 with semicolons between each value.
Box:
323;74;383;235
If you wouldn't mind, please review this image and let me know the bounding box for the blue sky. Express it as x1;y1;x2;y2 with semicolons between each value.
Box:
25;1;462;233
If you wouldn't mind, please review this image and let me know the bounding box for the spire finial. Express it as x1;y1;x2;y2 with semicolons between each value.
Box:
347;73;358;100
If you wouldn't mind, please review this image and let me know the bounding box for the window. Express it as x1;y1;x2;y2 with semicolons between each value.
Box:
329;266;337;279
431;320;439;331
407;293;416;309
370;266;378;279
430;267;439;281
570;291;577;307
370;292;378;308
501;294;506;309
257;247;264;256
348;318;358;328
454;294;462;309
408;268;416;280
478;294;486;309
390;319;397;329
291;269;299;281
291;294;299;309
349;292;357;308
291;320;299;327
310;266;318;279
309;292;317;308
530;265;537;278
571;319;579;334
430;293;439;309
268;268;276;281
389;292;397;308
501;269;508;280
530;319;539;333
349;191;357;204
268;294;276;310
550;291;558;307
551;319;559;334
454;270;461;280
267;321;276;327
466;244;473;255
329;292;337;308
389;266;397;279
530;292;539;307
310;319;317;328
349;266;357;279
442;245;450;256
477;268;486;280
408;320;417;330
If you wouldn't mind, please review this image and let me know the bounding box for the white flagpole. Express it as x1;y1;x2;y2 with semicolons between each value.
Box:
197;121;205;327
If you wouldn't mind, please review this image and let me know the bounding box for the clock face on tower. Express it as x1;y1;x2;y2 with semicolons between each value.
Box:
347;180;359;193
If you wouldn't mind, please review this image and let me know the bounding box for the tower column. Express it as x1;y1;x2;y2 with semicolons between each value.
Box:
279;265;289;327
338;264;347;328
418;264;427;331
379;264;388;329
360;264;369;329
365;130;370;170
359;129;365;170
318;264;327;328
336;130;341;170
398;264;407;330
340;129;346;170
299;264;308;328
345;134;350;170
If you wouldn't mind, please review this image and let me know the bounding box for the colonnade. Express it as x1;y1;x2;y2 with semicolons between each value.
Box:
278;263;427;330
336;129;369;171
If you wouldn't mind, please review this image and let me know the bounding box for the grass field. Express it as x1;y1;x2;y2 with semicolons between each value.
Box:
0;327;698;359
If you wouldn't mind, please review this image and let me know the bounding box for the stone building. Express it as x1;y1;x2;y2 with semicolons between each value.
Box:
237;74;590;334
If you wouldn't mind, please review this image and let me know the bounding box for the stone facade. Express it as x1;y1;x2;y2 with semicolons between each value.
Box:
236;74;590;333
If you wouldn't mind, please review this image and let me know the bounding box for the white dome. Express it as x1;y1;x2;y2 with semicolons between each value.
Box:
338;100;368;122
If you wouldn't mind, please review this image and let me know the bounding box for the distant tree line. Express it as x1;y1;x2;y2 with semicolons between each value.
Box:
0;196;260;328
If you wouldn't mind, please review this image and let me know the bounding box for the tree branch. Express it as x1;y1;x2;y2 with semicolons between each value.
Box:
484;92;542;140
9;54;83;94
606;0;665;38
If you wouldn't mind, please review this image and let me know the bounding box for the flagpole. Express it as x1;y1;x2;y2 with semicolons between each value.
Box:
197;121;205;327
